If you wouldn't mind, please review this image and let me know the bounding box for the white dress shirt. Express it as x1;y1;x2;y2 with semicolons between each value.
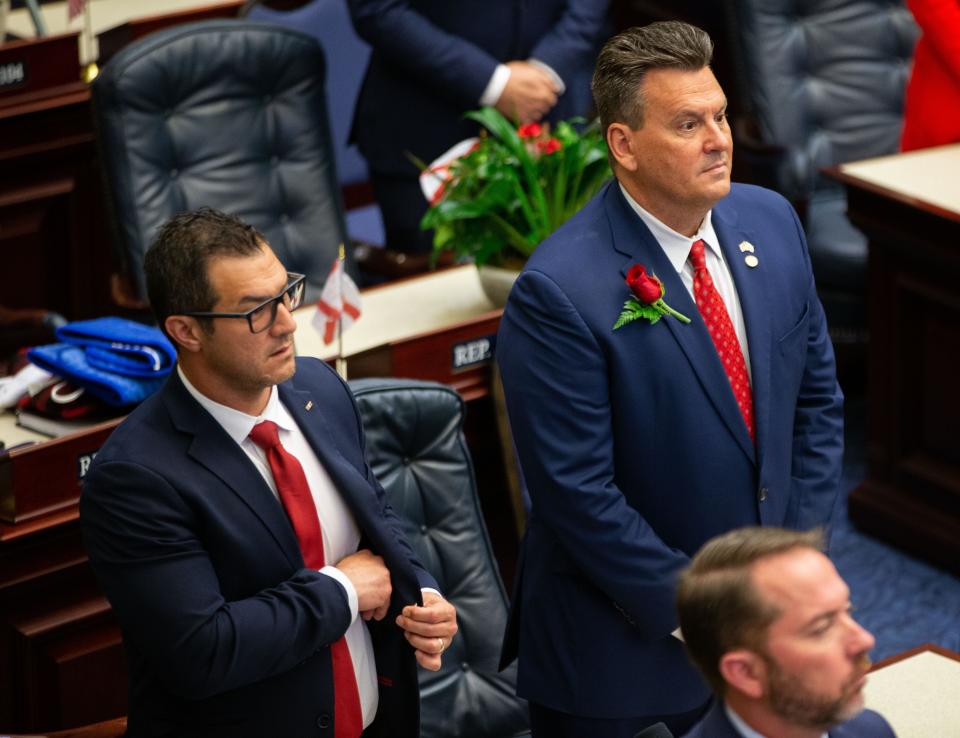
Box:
725;702;828;738
619;183;752;381
178;367;378;728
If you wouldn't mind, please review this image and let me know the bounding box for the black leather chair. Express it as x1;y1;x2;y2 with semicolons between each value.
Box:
91;20;355;307
723;0;918;347
241;0;386;247
351;378;530;738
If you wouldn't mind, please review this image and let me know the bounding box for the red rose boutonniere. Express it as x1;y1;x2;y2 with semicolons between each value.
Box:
613;264;690;329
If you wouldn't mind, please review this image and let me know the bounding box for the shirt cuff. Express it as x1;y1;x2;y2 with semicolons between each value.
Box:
321;566;358;623
528;58;565;94
672;627;684;642
421;587;442;599
480;63;512;106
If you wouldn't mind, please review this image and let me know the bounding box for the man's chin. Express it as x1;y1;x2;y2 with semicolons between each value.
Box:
833;686;867;724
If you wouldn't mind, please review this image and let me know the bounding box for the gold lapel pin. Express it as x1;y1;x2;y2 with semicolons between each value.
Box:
305;400;314;411
738;241;755;253
744;254;759;268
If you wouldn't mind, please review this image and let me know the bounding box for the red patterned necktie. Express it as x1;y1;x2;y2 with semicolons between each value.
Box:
249;420;363;738
688;240;755;442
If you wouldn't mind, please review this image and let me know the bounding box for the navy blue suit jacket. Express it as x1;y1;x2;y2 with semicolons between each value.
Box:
349;0;611;177
81;358;435;738
681;701;896;737
497;182;844;718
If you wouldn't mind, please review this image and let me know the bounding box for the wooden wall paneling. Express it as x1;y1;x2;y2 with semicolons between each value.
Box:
0;514;125;733
0;89;115;320
35;617;126;730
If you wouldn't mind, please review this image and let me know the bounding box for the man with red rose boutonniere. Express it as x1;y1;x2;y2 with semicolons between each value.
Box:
496;22;844;738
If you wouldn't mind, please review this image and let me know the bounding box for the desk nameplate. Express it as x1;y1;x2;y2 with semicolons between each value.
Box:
0;33;81;108
0;418;121;524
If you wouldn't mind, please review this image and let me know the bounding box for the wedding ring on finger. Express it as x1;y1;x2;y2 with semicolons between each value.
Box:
436;637;445;654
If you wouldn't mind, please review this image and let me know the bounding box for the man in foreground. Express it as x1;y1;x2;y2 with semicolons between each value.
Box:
497;21;843;736
81;208;456;737
678;527;895;738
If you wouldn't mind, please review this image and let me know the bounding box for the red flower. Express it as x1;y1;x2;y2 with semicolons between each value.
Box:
517;123;543;139
537;137;562;155
625;264;664;304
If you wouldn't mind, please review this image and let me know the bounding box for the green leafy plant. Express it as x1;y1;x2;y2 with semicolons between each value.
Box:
420;107;612;267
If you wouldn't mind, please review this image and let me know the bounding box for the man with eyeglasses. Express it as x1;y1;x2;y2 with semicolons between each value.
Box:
80;208;457;738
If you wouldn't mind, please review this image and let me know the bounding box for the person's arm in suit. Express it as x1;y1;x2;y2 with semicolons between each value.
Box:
498;269;689;638
348;0;609;112
527;0;612;92
81;462;359;700
783;205;845;534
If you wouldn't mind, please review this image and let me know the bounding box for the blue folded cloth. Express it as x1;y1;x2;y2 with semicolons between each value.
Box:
27;343;166;407
56;317;175;377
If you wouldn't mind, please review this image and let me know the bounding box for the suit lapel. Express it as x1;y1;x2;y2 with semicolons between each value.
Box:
280;383;422;604
163;375;303;569
713;200;773;469
607;186;756;463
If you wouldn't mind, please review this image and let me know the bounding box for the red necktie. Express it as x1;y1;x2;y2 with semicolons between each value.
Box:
688;240;755;442
249;421;363;738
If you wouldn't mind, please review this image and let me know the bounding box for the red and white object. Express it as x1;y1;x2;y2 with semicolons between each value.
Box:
313;258;362;345
419;137;480;205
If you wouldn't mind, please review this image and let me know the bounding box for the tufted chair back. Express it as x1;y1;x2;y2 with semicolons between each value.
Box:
92;20;355;304
725;0;918;341
242;0;385;245
350;378;530;738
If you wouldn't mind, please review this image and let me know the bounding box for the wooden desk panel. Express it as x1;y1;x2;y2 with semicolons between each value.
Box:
0;87;114;320
829;145;960;574
866;644;960;738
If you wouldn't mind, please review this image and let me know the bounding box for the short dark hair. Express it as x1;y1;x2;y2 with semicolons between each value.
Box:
592;21;714;131
144;208;266;340
676;527;825;694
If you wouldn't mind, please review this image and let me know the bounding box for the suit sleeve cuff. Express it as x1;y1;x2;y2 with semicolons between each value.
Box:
480;64;511;106
528;58;565;94
320;566;358;623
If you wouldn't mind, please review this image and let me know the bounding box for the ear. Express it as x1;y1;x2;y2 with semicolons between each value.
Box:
165;315;204;354
719;649;766;700
606;122;639;172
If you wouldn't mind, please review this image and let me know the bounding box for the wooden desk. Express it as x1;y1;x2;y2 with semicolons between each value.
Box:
295;265;501;401
866;644;960;737
828;145;960;574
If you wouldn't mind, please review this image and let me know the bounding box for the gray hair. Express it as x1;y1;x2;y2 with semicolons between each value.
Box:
592;21;714;131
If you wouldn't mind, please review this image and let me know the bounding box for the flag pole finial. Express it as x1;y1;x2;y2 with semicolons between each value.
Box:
336;244;347;379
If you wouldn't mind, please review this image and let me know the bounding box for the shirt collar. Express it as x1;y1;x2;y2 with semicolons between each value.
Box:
177;365;296;444
724;702;828;738
618;182;723;274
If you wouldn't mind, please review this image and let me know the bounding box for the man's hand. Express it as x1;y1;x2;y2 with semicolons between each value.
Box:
496;61;559;124
336;549;392;621
396;591;458;671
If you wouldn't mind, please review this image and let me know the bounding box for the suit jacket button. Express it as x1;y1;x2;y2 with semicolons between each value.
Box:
316;712;331;729
758;487;768;502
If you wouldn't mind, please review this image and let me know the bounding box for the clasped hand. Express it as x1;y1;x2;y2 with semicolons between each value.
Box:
336;550;458;671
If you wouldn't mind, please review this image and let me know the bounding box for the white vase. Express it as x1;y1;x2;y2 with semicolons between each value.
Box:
477;264;521;308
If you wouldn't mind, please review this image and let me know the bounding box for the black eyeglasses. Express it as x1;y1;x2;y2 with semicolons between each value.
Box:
183;272;306;334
